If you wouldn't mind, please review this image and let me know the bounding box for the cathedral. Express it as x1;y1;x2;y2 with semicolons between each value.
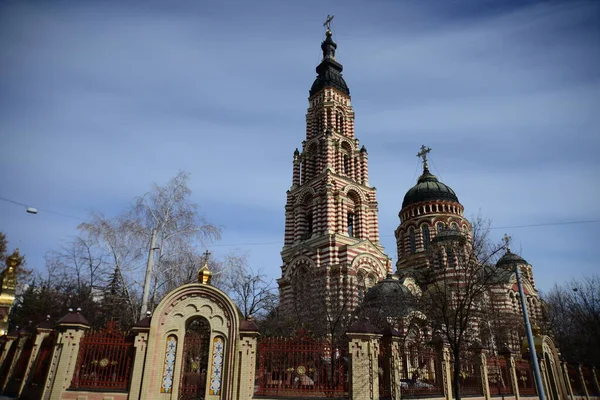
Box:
276;23;542;349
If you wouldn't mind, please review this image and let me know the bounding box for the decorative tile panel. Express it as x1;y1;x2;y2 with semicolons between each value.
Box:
160;335;177;393
209;336;225;395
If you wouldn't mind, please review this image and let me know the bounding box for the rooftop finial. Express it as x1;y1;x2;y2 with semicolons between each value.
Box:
503;233;512;253
323;15;334;34
198;250;213;285
417;145;432;172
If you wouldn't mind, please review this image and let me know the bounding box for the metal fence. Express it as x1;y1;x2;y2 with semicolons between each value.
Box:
70;322;134;391
256;332;348;398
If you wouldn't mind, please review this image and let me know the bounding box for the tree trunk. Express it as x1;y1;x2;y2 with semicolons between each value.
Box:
453;351;462;400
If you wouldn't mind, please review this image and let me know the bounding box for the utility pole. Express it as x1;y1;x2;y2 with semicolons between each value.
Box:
140;227;158;316
515;264;546;400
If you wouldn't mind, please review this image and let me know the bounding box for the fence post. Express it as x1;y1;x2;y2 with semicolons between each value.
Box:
129;312;151;400
16;317;54;398
347;320;382;400
433;336;453;400
577;364;590;400
0;330;18;375
382;327;401;400
42;308;89;400
1;326;31;391
591;367;600;397
471;343;491;400
237;319;260;399
499;346;520;400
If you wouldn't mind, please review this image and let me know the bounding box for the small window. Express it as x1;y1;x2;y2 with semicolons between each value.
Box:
348;212;355;237
343;155;349;174
422;225;430;249
409;228;416;254
437;222;445;233
307;213;313;236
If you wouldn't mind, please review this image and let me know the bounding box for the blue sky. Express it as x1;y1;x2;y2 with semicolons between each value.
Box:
1;0;598;294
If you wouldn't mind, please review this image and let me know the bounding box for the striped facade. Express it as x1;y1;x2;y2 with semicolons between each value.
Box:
278;81;391;317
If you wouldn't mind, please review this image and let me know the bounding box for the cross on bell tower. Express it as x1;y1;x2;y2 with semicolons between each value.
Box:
277;18;391;321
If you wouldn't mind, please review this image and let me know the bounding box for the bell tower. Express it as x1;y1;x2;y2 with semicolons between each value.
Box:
277;20;391;320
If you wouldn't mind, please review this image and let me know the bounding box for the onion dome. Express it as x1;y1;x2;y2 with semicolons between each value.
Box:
363;275;415;318
309;30;349;97
402;166;459;209
496;249;527;269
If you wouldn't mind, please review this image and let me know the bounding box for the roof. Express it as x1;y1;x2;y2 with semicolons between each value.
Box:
496;250;528;269
240;319;260;333
309;31;349;97
402;168;459;209
57;309;90;327
363;275;416;318
347;319;381;335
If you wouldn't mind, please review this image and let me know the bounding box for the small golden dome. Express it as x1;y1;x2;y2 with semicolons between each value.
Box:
198;262;212;285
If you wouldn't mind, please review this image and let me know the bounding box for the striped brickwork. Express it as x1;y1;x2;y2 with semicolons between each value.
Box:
278;86;391;317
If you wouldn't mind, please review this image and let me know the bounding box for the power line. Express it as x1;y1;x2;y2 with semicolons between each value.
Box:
0;196;85;221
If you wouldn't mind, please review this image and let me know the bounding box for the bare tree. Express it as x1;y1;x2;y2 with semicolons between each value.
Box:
223;253;277;319
418;222;507;400
131;171;221;315
544;275;600;364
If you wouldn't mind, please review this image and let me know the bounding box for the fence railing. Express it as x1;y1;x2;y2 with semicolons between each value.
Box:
487;357;512;396
515;359;536;395
402;348;444;399
256;332;348;398
70;322;134;391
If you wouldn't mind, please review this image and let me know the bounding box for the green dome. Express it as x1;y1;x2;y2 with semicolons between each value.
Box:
496;250;528;269
364;275;415;318
402;168;459;209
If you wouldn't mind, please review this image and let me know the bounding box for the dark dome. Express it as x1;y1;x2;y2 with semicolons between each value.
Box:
402;168;459;209
496;250;528;269
309;31;350;97
364;275;415;317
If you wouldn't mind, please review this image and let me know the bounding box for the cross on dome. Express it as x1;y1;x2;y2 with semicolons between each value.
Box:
323;15;334;32
503;233;512;252
416;145;432;171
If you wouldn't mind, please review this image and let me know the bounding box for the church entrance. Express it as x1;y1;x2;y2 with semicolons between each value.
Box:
179;317;211;400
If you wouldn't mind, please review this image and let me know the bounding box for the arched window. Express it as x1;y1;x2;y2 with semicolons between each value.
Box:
436;222;445;233
357;274;366;303
409;228;416;254
450;222;458;231
306;212;313;237
338;112;345;134
347;212;355;237
343;154;349;174
422;225;430;249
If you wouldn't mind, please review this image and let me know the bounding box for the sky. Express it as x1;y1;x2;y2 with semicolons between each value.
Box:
0;0;599;294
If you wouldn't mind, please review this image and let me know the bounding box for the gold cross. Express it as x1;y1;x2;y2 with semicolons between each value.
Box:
323;15;334;31
416;145;432;169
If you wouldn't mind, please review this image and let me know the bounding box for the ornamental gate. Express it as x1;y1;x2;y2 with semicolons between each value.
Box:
256;331;348;398
178;317;211;400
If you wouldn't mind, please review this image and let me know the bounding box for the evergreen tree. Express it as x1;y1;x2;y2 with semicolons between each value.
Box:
100;266;135;330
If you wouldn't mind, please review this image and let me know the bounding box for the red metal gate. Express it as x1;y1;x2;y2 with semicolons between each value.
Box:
70;321;134;391
515;359;536;395
256;331;348;398
178;317;210;400
487;357;513;395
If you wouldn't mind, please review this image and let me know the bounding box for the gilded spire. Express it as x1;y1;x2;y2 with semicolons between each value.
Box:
198;250;212;285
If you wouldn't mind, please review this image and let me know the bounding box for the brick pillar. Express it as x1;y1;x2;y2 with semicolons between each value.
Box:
561;360;574;399
471;343;491;400
577;364;590;400
433;337;453;400
41;308;89;400
237;319;260;399
381;327;401;400
1;327;31;391
0;329;18;389
17;317;55;398
129;312;151;400
499;346;520;400
347;321;382;400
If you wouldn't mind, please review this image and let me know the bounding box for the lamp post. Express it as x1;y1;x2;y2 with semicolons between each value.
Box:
515;263;546;400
